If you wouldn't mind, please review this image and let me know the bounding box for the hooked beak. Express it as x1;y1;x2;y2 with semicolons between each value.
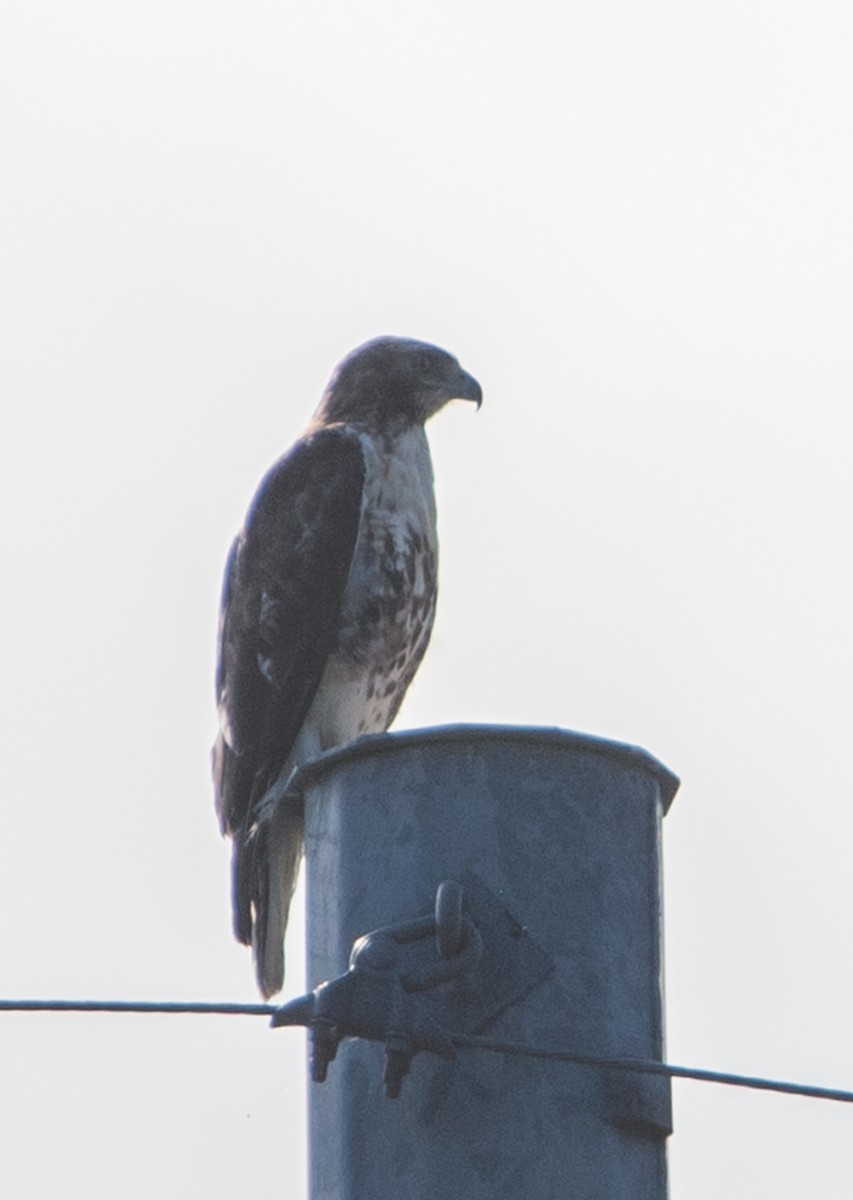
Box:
452;366;483;410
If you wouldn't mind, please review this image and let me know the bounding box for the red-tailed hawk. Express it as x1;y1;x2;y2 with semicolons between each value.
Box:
213;336;482;996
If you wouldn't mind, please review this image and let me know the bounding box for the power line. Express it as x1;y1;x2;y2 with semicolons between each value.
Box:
2;997;851;1106
452;1035;853;1106
0;998;275;1017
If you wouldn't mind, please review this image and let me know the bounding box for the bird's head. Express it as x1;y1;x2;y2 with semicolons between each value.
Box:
315;336;482;429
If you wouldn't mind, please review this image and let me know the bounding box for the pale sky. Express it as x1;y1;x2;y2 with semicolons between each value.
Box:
2;1;852;1196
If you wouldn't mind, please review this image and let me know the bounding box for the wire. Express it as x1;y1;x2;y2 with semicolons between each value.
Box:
451;1035;853;1105
0;999;276;1017
2;998;852;1106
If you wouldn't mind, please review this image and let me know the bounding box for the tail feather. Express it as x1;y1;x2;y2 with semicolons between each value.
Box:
230;839;254;946
245;806;304;999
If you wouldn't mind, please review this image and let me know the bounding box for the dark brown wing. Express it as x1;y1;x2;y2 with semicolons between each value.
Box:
212;423;365;849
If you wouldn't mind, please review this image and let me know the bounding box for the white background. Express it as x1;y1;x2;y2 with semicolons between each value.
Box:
2;1;852;1195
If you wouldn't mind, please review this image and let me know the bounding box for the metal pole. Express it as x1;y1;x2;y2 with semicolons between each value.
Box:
292;724;679;1200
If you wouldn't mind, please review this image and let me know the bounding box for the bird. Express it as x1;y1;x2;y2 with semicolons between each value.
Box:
212;336;482;997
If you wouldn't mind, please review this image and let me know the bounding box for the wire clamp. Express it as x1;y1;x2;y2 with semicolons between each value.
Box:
272;880;481;1096
273;874;555;1097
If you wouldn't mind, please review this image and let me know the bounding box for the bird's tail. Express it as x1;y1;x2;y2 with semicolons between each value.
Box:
233;804;304;999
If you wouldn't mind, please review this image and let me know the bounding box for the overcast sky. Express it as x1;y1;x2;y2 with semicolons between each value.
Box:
2;1;852;1196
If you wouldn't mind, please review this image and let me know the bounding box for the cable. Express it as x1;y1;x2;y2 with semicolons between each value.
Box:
2;998;852;1106
451;1035;853;1105
0;999;275;1017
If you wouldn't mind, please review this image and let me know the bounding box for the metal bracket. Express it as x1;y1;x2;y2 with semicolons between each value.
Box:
271;876;554;1097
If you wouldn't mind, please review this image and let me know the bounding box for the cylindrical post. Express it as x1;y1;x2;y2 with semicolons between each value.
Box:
293;724;679;1200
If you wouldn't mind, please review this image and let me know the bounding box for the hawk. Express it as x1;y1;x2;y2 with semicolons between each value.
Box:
213;336;482;996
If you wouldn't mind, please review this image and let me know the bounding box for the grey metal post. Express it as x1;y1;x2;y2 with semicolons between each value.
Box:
293;724;679;1200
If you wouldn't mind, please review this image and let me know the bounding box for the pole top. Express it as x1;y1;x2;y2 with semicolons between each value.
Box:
288;723;680;814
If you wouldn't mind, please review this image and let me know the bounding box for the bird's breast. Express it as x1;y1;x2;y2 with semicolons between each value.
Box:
331;426;439;727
